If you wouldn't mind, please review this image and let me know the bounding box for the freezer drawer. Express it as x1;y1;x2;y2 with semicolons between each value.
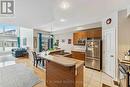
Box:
85;58;101;70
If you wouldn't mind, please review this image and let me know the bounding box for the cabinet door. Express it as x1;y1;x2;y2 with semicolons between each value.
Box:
72;51;85;61
73;33;76;45
94;29;102;38
73;32;87;45
81;31;87;39
87;30;94;38
103;28;116;79
73;33;78;45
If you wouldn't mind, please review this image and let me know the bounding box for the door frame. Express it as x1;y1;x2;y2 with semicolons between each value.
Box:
102;27;118;80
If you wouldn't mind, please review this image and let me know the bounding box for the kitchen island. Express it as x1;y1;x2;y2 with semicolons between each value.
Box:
39;54;84;87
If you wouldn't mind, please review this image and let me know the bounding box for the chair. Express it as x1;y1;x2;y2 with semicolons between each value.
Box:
119;63;129;87
32;51;41;67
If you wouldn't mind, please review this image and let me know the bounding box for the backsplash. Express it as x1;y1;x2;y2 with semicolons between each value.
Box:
72;45;86;52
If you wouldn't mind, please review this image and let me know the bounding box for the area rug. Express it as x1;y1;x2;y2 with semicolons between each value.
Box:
0;64;41;87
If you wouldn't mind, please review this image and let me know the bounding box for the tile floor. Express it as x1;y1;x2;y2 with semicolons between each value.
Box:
84;68;118;87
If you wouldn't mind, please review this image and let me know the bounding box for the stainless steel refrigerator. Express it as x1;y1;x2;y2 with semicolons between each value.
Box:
85;39;102;71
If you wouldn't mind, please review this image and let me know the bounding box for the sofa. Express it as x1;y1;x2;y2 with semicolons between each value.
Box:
12;48;28;58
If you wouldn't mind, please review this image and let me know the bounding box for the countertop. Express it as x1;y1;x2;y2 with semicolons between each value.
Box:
120;59;130;65
49;49;64;53
38;53;84;68
71;49;85;52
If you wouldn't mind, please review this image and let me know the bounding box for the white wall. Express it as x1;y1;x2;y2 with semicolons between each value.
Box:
54;32;86;53
20;27;33;49
34;29;50;38
55;32;73;53
118;10;130;60
127;6;130;17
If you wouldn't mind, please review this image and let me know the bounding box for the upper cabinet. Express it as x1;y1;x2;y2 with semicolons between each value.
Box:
73;31;87;45
85;28;102;38
73;27;102;45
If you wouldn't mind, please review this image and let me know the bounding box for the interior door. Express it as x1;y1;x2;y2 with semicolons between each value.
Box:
103;28;116;79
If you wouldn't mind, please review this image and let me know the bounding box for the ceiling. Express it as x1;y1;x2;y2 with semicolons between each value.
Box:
0;0;130;32
0;0;53;28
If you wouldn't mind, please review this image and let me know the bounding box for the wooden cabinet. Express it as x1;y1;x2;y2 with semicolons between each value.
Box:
93;29;102;38
73;31;87;45
71;51;85;61
73;27;102;45
46;61;75;87
46;60;83;87
87;29;102;38
73;32;79;45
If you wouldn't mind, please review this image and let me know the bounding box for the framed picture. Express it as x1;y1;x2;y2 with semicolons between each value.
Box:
62;39;65;43
55;40;59;46
68;39;71;44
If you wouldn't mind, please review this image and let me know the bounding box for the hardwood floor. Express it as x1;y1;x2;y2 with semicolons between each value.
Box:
0;55;45;87
0;54;119;87
15;57;46;87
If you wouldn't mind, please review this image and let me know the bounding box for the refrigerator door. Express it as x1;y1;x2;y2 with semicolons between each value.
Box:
85;39;102;70
85;57;101;70
93;40;101;58
86;40;101;58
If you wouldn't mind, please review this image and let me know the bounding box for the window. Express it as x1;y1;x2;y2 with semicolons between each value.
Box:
0;24;18;52
6;41;17;47
0;24;17;36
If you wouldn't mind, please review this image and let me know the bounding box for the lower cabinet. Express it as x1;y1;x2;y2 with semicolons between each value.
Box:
71;51;85;61
46;61;83;87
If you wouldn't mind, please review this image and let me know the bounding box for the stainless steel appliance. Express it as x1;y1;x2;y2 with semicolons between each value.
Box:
85;39;102;70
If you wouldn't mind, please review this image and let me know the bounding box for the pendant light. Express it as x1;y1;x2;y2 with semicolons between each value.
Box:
50;24;53;38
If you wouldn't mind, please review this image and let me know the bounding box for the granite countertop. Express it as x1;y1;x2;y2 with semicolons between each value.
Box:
39;53;84;68
49;49;64;53
71;49;85;52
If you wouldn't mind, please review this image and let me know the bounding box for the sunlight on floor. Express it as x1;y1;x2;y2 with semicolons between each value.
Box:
0;54;16;67
0;61;15;67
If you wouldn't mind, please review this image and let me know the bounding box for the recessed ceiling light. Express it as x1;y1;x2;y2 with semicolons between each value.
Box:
60;19;66;22
60;1;70;10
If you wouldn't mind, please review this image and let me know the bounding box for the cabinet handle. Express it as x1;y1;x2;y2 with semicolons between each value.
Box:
110;55;114;57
